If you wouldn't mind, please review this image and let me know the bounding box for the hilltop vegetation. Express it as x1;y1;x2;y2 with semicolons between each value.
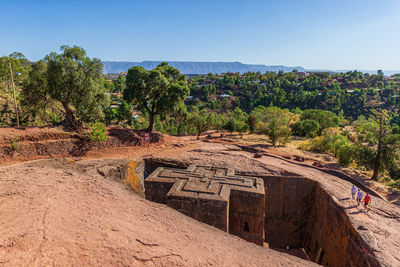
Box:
1;46;400;187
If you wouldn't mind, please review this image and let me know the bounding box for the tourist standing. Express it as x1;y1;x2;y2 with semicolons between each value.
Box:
351;185;357;200
356;189;363;206
364;193;371;212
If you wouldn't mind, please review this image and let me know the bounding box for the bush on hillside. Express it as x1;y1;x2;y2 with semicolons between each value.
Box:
88;122;108;142
337;144;354;166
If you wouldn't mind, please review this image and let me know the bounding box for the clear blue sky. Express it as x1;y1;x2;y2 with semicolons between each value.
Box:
1;0;400;70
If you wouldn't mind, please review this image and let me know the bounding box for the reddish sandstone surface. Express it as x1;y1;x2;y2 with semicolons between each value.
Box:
1;127;400;266
0;159;315;266
163;141;400;267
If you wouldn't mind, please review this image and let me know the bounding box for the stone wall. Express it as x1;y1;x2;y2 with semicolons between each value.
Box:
144;164;265;246
143;158;189;177
304;183;380;267
229;189;265;245
167;196;229;232
143;159;381;266
251;173;379;267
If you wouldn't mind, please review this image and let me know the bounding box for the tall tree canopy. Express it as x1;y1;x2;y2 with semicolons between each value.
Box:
21;60;54;123
369;109;400;180
251;106;297;146
0;52;29;85
301;109;339;133
23;45;109;129
124;62;190;131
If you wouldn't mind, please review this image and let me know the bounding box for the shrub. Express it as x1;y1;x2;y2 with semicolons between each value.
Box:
291;120;304;136
337;144;354;166
251;106;294;146
88;122;108;142
301;109;339;132
389;166;400;180
10;138;19;152
104;107;117;125
49;112;62;124
348;133;358;143
306;127;350;156
388;179;400;190
302;119;320;137
352;142;375;170
292;119;321;137
116;101;133;126
223;107;249;135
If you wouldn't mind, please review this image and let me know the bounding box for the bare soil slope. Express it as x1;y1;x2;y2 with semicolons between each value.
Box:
0;159;315;266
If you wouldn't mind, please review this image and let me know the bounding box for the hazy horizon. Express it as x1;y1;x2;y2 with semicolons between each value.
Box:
1;0;400;70
103;59;400;70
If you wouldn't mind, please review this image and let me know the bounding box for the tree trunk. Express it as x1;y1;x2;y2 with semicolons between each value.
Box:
372;121;383;180
372;142;381;180
62;101;78;131
9;62;19;128
147;112;154;132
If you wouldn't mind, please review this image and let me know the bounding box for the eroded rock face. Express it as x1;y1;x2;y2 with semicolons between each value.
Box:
304;183;379;266
257;175;315;248
255;174;379;266
0;128;143;159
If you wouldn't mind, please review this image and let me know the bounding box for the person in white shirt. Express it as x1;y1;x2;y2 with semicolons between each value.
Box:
351;185;357;200
356;189;363;206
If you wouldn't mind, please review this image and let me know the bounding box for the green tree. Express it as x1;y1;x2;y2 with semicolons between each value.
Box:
114;74;126;93
369;110;400;180
377;69;384;80
223;108;248;136
124;63;189;132
231;107;249;137
0;52;29;85
291;119;320;138
189;107;212;134
301;109;339;132
0;53;30;127
352;110;400;180
116;101;133;125
337;144;354;166
252;106;294;146
23;46;109;129
21;60;58;124
352;142;375;170
208;113;226;132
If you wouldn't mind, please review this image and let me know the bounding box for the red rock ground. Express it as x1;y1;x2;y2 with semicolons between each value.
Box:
166;141;400;267
0;159;316;266
1;127;400;266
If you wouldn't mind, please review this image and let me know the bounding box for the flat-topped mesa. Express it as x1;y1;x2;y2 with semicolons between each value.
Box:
145;165;265;245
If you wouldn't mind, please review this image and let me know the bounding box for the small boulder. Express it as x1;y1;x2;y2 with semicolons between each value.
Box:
294;156;305;162
254;153;263;158
357;225;368;231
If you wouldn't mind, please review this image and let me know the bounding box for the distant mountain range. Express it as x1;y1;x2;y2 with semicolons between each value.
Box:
308;69;400;76
102;61;400;76
102;61;306;74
